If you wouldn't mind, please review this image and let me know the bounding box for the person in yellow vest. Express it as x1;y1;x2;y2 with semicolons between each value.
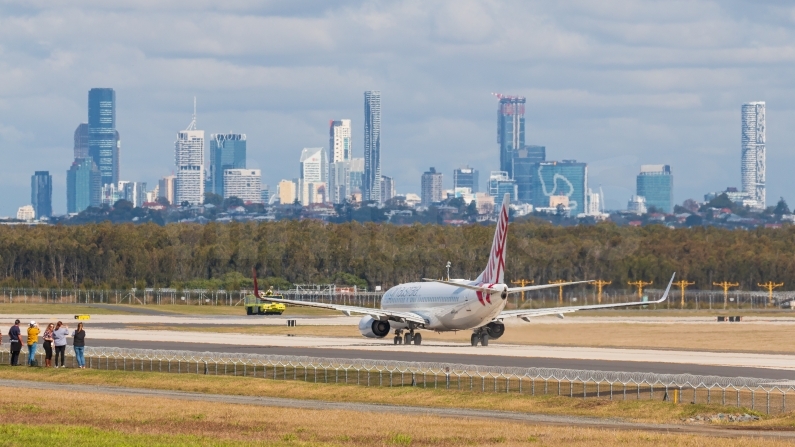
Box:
265;286;274;296
26;321;39;367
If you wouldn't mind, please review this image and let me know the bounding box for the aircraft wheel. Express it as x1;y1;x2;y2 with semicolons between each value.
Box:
480;333;489;347
470;334;479;346
404;333;412;345
393;336;400;345
246;307;253;315
413;333;422;345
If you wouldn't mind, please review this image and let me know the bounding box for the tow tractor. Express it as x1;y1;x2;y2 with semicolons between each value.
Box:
244;294;286;315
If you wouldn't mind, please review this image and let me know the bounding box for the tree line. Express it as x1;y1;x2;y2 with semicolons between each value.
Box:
1;221;794;291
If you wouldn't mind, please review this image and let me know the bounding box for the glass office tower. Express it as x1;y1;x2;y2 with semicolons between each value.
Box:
209;133;246;197
531;160;587;215
87;88;118;185
636;165;673;213
31;171;52;218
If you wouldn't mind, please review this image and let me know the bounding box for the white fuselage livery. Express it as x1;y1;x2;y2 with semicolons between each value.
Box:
382;281;506;331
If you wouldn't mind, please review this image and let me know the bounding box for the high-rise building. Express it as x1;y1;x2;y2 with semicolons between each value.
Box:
67;158;101;213
87;88;118;185
224;169;261;203
31;171;52;219
278;180;297;205
16;205;34;221
158;175;177;205
636;164;673;213
513;145;545;203
261;185;270;204
421;167;443;206
329;119;352;163
380;175;395;203
496;95;526;178
350;158;364;193
531;160;587;215
363;91;381;203
299;147;327;205
122;181;147;207
453;167;479;193
329;161;351;204
174;102;204;206
741;102;765;209
488;171;517;208
210;133;246;197
74;123;89;159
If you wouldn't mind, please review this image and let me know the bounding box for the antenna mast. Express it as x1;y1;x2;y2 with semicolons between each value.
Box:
186;96;197;131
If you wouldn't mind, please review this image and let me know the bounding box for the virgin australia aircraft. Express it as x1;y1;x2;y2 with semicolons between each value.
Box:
254;194;675;347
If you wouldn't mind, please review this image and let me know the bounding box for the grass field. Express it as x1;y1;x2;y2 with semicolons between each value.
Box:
1;367;794;446
0;387;788;447
129;320;795;354
0;303;338;316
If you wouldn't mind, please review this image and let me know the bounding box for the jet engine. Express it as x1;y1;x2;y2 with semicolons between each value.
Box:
485;321;505;339
358;315;390;338
500;287;508;300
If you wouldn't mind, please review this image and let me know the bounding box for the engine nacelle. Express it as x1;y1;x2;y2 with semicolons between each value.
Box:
485;321;505;339
358;315;391;338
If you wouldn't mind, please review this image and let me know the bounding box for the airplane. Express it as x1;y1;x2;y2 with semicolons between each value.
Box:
253;193;675;347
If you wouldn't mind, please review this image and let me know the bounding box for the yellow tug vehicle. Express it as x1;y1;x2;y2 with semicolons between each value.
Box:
244;294;286;315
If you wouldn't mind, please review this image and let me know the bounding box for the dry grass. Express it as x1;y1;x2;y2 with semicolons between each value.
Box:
0;366;767;425
0;302;337;317
0;385;790;446
0;303;137;315
129;321;795;354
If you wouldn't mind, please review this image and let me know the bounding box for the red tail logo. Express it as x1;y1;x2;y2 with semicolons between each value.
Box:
475;194;510;293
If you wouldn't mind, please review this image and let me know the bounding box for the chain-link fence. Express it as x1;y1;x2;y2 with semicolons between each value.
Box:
2;345;792;414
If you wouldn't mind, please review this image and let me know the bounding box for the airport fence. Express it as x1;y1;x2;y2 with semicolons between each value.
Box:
3;286;795;311
2;345;793;415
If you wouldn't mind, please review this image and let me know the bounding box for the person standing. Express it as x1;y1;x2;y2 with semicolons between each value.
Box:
26;321;39;366
42;323;54;368
52;321;69;368
72;323;86;369
8;320;21;366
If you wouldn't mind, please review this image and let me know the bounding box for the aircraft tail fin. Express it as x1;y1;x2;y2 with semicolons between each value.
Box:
252;268;260;298
475;193;510;284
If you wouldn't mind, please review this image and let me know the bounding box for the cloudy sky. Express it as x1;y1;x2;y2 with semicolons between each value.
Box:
1;0;794;215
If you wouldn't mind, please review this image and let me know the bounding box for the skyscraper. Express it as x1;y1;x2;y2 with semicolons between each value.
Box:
175;102;205;206
87;88;118;185
74;123;89;159
329;119;352;163
513;145;545;203
531;160;587;215
67;158;100;213
742;102;765;209
363;91;381;203
421;167;443;206
636;165;673;213
158;175;177;205
380;175;395;203
31;171;52;219
453;167;479;193
299;147;328;205
209;133;246;197
496;94;526;178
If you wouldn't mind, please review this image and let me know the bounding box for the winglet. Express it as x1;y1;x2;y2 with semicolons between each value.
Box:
655;272;676;303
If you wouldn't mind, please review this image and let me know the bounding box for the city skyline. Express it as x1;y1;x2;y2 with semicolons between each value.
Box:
1;2;794;216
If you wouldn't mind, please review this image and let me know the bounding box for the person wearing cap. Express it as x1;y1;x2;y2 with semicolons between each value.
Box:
7;320;22;366
26;321;39;366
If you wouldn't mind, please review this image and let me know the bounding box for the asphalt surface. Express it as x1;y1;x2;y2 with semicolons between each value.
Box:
1;379;791;439
90;338;795;380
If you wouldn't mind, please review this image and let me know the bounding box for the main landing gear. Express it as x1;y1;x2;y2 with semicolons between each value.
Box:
470;328;489;347
393;329;422;345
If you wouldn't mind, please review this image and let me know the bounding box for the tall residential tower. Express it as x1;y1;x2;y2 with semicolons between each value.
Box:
363;91;381;203
175;100;205;206
329;119;352;163
741;102;765;209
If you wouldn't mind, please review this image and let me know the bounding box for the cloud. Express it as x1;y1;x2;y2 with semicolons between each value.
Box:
0;0;794;215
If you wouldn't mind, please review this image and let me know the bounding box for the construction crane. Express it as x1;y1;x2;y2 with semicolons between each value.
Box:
673;280;695;309
548;279;567;305
592;280;612;304
758;281;784;307
627;280;653;298
713;281;739;310
511;279;534;302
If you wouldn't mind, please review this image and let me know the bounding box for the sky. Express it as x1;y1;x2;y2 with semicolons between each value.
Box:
1;0;795;215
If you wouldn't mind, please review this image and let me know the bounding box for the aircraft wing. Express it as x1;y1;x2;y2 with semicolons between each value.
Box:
422;278;592;294
256;295;427;325
497;273;675;321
